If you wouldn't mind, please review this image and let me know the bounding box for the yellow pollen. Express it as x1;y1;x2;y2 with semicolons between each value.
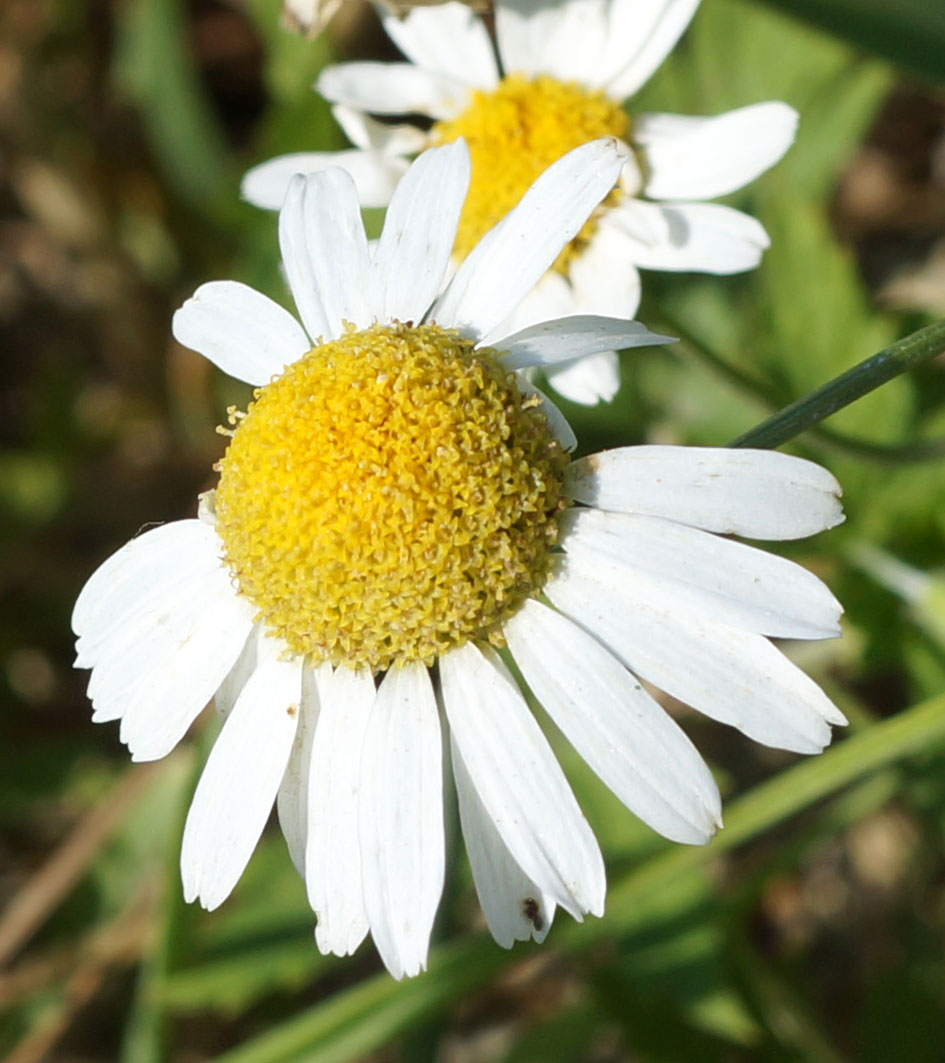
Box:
214;322;568;672
433;74;629;272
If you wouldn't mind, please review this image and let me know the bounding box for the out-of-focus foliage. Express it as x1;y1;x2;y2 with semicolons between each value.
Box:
760;0;945;85
1;0;944;1061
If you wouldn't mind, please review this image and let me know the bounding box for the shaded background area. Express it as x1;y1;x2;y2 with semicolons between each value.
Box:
1;0;945;1060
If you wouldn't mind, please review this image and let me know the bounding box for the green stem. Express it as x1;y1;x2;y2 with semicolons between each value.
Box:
730;317;945;449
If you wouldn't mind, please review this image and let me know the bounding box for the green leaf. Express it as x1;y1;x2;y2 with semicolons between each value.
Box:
112;0;230;208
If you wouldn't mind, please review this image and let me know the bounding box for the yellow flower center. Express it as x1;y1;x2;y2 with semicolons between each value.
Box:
433;74;629;272
214;322;567;673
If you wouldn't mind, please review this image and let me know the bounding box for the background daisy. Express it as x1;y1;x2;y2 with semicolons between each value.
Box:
243;0;797;404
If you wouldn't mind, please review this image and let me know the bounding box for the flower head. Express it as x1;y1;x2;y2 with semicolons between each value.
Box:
243;0;798;405
74;139;844;979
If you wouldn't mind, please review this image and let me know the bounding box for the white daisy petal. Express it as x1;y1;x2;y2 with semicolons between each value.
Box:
547;557;846;755
606;200;770;274
317;62;471;120
638;103;798;201
214;626;258;723
242;149;409;211
515;376;577;451
565;446;844;540
439;642;605;920
505;599;722;844
495;0;612;85
496;315;673;370
604;0;702;100
279;177;331;342
117;580;255;763
452;737;556;947
569;222;643;317
84;570;251;758
380;4;498;88
499;271;577;334
281;170;376;338
373;141;470;323
276;664;328;877
75;520;254;760
73;520;214;644
561;508;843;639
544;352;622;405
431;138;628;341
180;647;303;910
172;281;310;386
359;661;444;979
496;234;644;405
307;665;375;958
331;104;429;157
612;199;765;274
76;553;218;668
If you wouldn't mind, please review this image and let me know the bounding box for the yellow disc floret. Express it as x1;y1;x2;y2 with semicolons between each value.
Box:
214;322;568;672
433;74;629;271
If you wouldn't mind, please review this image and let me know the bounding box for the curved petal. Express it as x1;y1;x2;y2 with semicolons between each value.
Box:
505;599;722;844
432;138;628;341
638;103;798;200
560;508;843;639
280;170;375;341
73;520;214;641
359;662;444;979
544;352;621;405
494;251;641;406
372;141;469;323
75;521;256;762
213;626;258;723
306;666;375;958
569;221;643;316
119;582;254;764
331;104;428;156
495;0;613;84
546;557;846;755
565;446;844;540
172;281;310;386
604;0;702;100
317;62;472;120
498;271;576;334
380;4;498;88
276;664;328;877
242;149;408;211
452;737;555;947
439;642;605;919
514;376;577;451
496;315;673;370
606;200;769;274
180;647;303;910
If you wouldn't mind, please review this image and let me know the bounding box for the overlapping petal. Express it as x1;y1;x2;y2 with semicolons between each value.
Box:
359;662;444;979
432;138;628;340
180;648;303;910
440;642;605;920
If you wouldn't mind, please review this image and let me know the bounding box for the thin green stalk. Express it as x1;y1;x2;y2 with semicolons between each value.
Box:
731;317;945;449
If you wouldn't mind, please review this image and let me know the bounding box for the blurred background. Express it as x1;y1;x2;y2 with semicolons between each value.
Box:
1;0;945;1060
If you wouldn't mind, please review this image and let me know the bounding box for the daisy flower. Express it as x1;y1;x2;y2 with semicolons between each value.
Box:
243;0;798;405
74;138;845;980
